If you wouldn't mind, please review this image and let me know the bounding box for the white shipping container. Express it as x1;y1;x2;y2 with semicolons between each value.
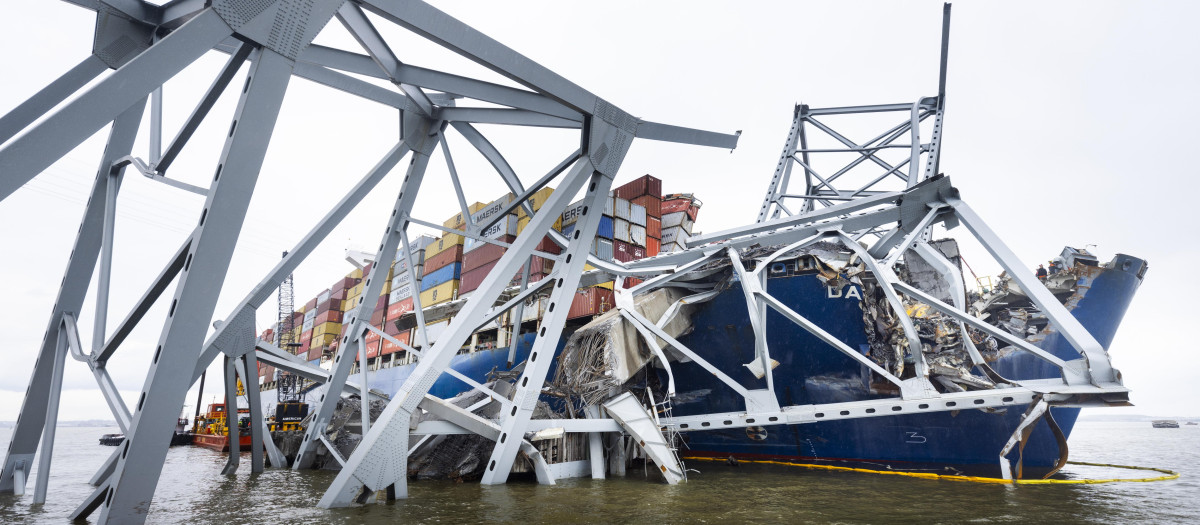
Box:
424;320;450;345
317;289;332;304
613;218;631;243
630;224;647;246
302;318;314;332
630;203;647;226
303;309;317;322
561;200;586;226
662;241;687;253
479;214;519;240
521;297;546;322
661;226;691;245
661;211;694;232
592;238;614;260
409;234;437;253
389;284;413;303
613;197;631;221
471;194;515;225
602;194;614;216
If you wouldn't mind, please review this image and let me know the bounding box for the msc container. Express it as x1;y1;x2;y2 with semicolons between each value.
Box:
419;280;459;307
646;216;662;239
592;238;614;260
421;262;462;291
613;218;631;243
567;287;615;320
424;244;463;273
613;174;661;200
632;195;661;218
630;203;647;226
613;197;631;221
630;224;647;246
613;240;646;262
597;216;614;239
426;233;465;259
389;283;414;304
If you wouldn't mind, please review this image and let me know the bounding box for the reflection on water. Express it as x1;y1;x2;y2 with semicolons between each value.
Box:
2;421;1197;524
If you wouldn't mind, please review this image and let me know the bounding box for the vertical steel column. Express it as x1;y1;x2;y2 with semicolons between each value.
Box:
0;99;145;495
357;338;371;435
31;321;69;504
220;356;241;475
97;48;294;525
480;159;613;485
234;355;266;473
293;116;438;470
757;105;804;222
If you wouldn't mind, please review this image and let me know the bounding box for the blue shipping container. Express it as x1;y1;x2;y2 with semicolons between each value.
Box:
597;216;614;239
421;262;462;291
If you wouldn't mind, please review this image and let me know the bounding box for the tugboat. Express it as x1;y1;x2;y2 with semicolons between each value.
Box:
191;402;253;452
100;415;192;446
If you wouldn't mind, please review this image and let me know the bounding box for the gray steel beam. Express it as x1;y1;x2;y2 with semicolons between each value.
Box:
220;356;241;475
0;99;145;495
293;116;439;470
948;199;1115;384
299;44;388;79
192;140;414;383
440;107;580;128
31;321;69;504
0;55;107;146
395;64;580;121
635;121;741;149
235;355;265;473
0;9;232;201
154;42;252;174
97;48;295;524
292;61;413;109
336;2;435;115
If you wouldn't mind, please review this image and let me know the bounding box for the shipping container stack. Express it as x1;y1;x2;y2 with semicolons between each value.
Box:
380;234;433;358
660;193;702;253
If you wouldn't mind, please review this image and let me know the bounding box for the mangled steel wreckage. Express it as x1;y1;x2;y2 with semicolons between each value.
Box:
0;2;1144;523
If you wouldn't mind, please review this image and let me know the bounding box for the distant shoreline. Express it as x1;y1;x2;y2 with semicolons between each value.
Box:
0;420;118;428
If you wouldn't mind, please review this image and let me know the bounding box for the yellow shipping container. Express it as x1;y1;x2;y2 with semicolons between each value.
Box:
515;215;562;235
313;333;338;348
313;321;341;339
594;281;614;290
516;187;555;218
442;202;488;229
350;267;364;280
419;280;459;307
425;233;465;259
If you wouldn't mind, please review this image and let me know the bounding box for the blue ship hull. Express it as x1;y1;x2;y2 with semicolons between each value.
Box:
665;257;1145;477
336;256;1143;479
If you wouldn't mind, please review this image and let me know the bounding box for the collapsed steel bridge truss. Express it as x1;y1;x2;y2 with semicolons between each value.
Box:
1;2;1129;523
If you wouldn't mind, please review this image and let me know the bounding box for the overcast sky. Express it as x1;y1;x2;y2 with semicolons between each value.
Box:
1;1;1197;426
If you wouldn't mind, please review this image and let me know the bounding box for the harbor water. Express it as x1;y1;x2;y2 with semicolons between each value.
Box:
2;420;1196;524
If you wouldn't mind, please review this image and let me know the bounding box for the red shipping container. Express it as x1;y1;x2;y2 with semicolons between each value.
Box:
300;329;313;342
646;236;660;256
381;331;410;355
646;216;662;239
535;234;563;255
331;287;348;301
386;297;414;321
315;310;343;326
385;319;402;335
613;174;662;200
365;328;382;344
567;287;615;320
331;276;357;293
307;346;324;362
458;262;493;295
612;239;646;262
424;244;463;273
623;277;644;288
316;297;338;313
632;195;662;218
365;340;382;359
304;297;318;311
370;306;387;326
298;340;311;356
462;235;514;273
661;198;700;221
